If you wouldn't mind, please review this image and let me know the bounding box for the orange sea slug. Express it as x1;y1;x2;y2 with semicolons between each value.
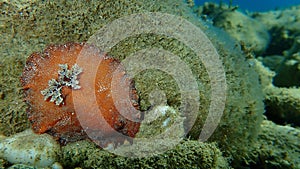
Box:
20;42;142;146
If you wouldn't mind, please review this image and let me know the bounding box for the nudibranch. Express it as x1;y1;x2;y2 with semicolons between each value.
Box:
20;42;142;146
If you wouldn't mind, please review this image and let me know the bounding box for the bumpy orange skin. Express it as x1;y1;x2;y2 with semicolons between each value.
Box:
21;42;141;145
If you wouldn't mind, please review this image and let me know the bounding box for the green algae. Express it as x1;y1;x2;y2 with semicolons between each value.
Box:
252;6;300;56
0;56;30;136
7;164;37;169
0;0;265;168
255;60;300;127
61;140;230;169
136;105;185;138
242;120;300;169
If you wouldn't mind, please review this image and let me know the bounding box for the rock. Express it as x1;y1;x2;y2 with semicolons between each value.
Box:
61;140;230;168
214;11;270;55
273;56;300;87
199;3;270;55
258;55;285;71
247;120;300;169
136;105;185;139
255;59;300;126
265;87;300;126
2;0;265;167
251;7;300;88
252;6;300;55
272;37;300;87
0;129;61;168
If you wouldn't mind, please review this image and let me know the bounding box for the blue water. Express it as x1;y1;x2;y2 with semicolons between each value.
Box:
195;0;300;12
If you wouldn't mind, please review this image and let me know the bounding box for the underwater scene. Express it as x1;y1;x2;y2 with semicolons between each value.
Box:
0;0;299;168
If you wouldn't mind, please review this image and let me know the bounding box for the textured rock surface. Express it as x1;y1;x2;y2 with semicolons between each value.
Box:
1;0;265;168
255;60;300;126
248;120;300;169
0;129;61;167
252;6;300;55
198;3;270;55
61;140;230;169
